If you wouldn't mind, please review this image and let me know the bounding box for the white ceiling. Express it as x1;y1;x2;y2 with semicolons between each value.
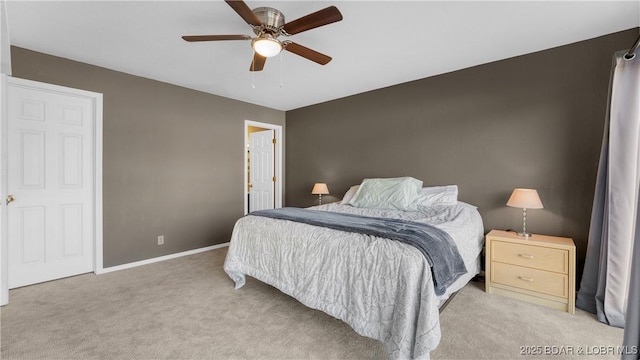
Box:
5;1;640;111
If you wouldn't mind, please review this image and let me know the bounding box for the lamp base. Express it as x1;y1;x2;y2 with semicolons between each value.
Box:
517;231;532;238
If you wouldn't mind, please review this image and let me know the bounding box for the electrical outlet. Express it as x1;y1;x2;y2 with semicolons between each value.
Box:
157;235;164;245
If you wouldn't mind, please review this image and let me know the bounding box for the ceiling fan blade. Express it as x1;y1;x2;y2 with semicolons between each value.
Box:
250;53;266;71
182;35;251;42
225;0;263;27
284;42;332;65
282;6;343;35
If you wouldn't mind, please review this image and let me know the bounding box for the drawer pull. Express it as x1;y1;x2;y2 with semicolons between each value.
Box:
518;253;534;259
518;276;534;282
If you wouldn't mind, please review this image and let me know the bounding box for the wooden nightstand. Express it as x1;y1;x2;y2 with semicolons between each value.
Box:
485;229;576;314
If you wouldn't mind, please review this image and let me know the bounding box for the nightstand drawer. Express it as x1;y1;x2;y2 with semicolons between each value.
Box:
492;240;568;273
492;262;568;298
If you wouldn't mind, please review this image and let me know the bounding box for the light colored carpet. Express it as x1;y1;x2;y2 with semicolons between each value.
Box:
1;247;623;359
433;279;624;359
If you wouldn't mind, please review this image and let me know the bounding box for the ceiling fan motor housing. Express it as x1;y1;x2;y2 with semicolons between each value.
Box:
253;7;285;34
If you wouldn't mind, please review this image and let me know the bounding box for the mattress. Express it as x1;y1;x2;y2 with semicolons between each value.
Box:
224;201;484;359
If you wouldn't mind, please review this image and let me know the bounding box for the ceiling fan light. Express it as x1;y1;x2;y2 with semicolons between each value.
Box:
252;37;282;57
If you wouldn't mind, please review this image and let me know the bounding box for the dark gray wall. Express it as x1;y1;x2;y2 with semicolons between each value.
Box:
11;46;285;267
285;28;640;280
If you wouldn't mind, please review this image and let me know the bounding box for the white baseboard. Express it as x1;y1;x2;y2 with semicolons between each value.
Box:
96;243;229;274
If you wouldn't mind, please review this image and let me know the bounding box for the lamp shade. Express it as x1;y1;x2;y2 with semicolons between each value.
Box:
311;183;330;195
507;188;543;209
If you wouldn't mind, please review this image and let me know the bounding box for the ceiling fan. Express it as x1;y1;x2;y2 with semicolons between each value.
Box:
182;0;343;71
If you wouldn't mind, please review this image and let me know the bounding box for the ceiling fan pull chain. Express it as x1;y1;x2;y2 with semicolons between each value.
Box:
252;63;256;89
280;51;284;88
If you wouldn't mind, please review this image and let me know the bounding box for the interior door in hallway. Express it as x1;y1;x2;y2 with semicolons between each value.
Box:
7;81;95;288
249;129;274;212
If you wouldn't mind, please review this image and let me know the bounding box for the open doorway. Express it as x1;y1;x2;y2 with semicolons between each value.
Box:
244;120;282;214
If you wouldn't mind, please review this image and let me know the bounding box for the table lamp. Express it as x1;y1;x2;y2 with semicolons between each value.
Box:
311;183;329;205
506;188;543;238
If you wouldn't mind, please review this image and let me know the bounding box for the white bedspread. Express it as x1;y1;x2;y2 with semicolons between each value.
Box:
224;202;484;359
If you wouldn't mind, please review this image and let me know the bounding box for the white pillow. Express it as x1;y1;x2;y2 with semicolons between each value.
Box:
340;185;360;204
348;177;423;211
414;185;458;209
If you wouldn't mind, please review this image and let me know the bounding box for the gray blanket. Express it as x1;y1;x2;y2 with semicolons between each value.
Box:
249;207;467;295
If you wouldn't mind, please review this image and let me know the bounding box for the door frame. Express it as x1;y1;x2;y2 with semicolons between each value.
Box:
244;120;282;215
0;75;103;305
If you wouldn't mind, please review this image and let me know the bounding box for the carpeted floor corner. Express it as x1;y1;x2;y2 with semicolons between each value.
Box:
433;280;623;359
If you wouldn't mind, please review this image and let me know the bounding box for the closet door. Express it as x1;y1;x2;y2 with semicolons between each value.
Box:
6;79;99;289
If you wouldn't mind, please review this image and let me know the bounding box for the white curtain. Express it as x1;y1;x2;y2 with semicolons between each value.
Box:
576;50;639;329
622;191;640;359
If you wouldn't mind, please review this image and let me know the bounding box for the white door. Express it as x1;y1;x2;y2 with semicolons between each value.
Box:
249;129;274;212
7;82;95;289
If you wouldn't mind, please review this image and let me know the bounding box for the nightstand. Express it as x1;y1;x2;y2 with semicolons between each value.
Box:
485;229;576;314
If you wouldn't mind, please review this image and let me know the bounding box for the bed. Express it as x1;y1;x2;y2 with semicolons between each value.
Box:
224;179;484;359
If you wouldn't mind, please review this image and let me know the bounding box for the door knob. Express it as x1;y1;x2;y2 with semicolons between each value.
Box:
6;195;15;205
